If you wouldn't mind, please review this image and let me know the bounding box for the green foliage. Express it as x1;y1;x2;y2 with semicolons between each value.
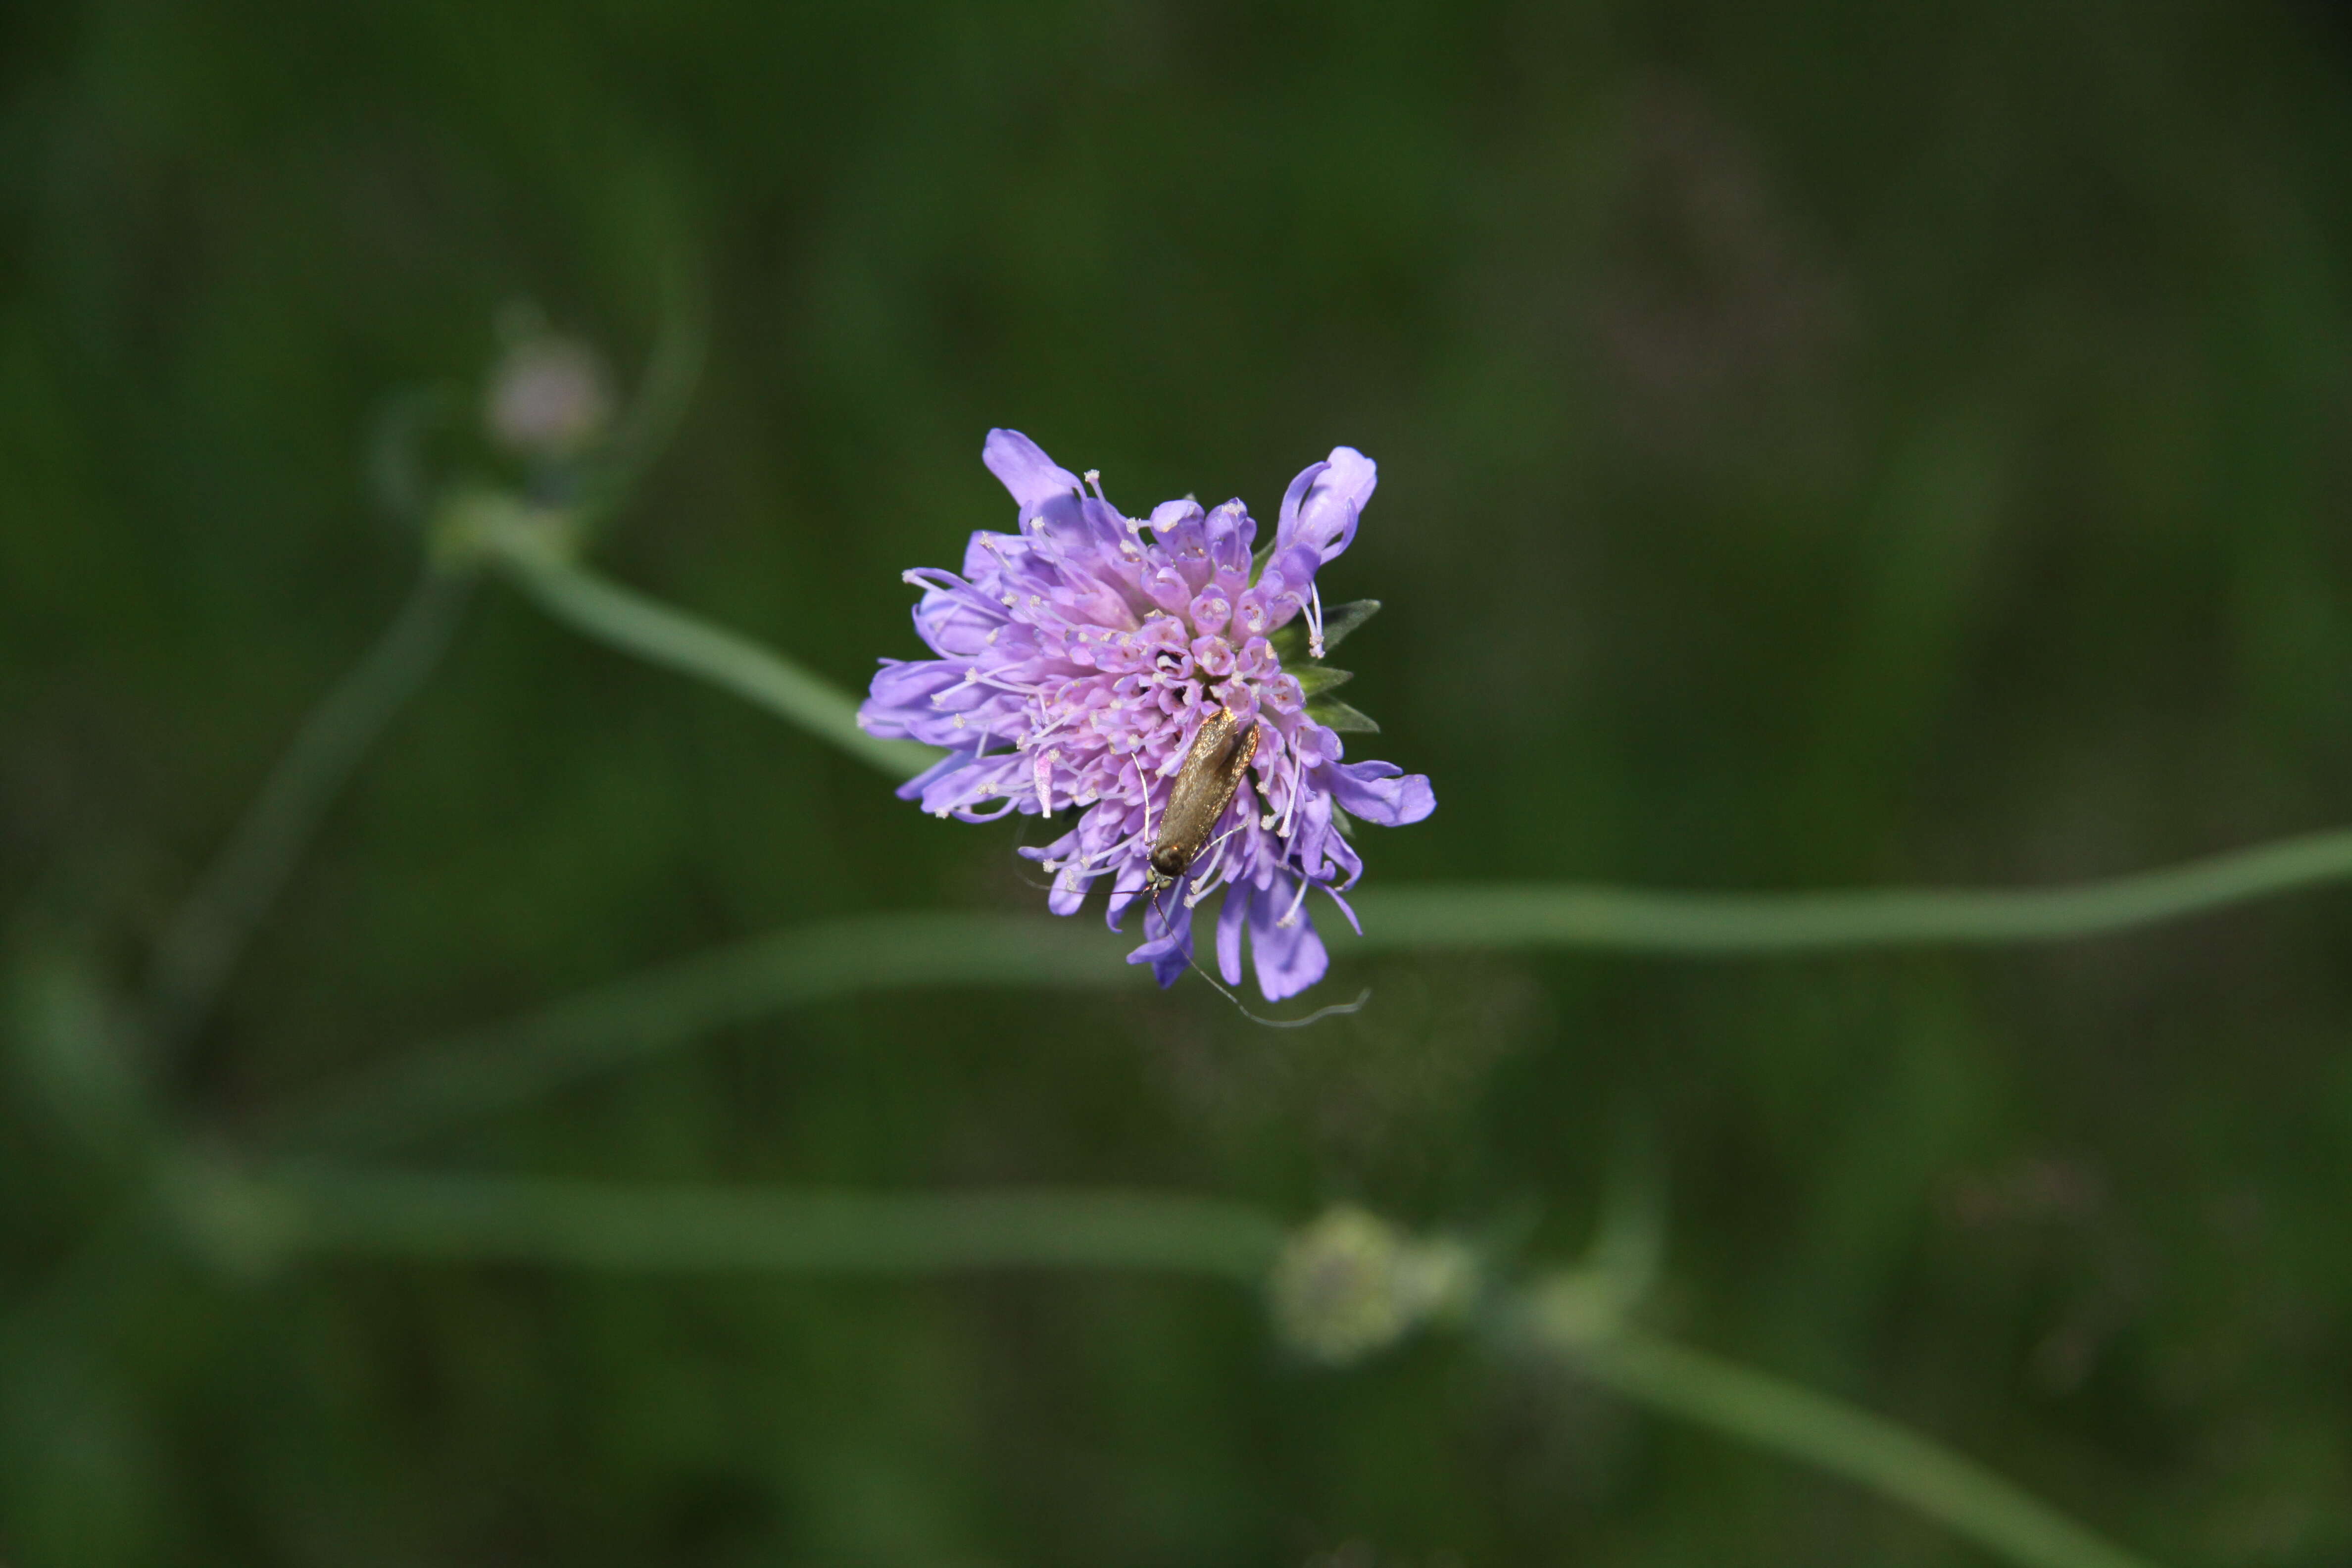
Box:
8;1;2352;1565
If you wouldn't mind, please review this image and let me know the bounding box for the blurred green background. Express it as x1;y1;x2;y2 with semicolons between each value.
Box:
8;0;2352;1563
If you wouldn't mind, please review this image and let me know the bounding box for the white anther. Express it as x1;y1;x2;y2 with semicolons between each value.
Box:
1032;750;1056;817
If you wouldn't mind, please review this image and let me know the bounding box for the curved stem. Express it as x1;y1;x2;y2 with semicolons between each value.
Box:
144;568;475;1063
226;1164;1284;1281
195;1157;2155;1568
262;912;1133;1152
491;558;2352;948
498;547;935;779
574;248;708;537
1347;838;2352;949
267;813;2352;1148
277;567;2352;1153
1557;1326;2157;1568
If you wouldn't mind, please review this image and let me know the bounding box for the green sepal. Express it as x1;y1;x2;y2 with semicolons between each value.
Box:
1317;598;1381;653
1267;599;1381;663
1292;664;1356;697
1306;696;1381;734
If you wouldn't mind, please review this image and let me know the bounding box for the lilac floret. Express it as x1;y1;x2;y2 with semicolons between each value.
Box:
859;431;1436;1002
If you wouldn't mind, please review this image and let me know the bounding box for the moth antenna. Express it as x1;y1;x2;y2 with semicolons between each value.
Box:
1184;956;1371;1030
1142;872;1180;941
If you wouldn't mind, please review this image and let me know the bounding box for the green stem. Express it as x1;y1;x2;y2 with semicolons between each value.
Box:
496;547;936;779
144;567;475;1061
491;555;2352;949
574;248;709;537
1559;1326;2158;1568
1348;837;2352;949
283;564;2352;1152
266;812;2352;1148
263;912;1136;1152
227;1165;1283;1281
185;1155;2155;1568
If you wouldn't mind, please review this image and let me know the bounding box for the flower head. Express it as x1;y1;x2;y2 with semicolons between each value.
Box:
859;431;1435;1001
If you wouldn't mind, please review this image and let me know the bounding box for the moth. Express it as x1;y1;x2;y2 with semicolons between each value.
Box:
1146;707;1260;889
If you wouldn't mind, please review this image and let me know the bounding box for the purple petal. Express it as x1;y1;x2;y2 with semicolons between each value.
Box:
913;592;1003;657
961;529;1019;580
1126;897;1197;988
1046;869;1092;916
893;746;971;803
867;656;967;712
1148;498;1203;533
1275;460;1328;541
1201;498;1256;572
1274;446;1378;562
916;751;1027;816
982;430;1083;514
1323;759;1435;826
1215;883;1249;985
1320;446;1379;512
1020;824;1084;866
1319;826;1365;892
1248;884;1329;1002
1270;544;1324;599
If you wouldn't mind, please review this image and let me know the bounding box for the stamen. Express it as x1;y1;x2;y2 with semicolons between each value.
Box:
1275;870;1313;928
1181;837;1226;905
1031;749;1057;816
1181;814;1252;906
1134;755;1155;851
1307;582;1327;660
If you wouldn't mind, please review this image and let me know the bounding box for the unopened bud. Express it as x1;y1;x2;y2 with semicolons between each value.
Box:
484;335;614;459
1270;1205;1478;1365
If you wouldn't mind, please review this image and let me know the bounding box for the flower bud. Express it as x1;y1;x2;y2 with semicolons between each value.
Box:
483;335;614;459
1269;1205;1478;1365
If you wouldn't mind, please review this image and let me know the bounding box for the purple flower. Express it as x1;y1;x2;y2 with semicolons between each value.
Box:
859;431;1435;1001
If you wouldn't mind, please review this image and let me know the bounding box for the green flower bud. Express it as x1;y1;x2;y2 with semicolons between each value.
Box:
1270;1205;1479;1365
